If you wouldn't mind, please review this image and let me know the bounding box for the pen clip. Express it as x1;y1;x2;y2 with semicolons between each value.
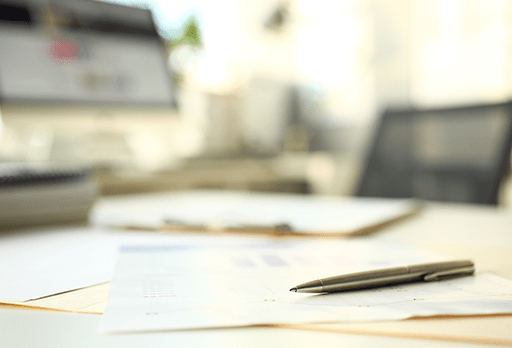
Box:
423;266;475;282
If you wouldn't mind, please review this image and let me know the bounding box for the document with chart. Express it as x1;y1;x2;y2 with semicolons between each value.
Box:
100;239;512;334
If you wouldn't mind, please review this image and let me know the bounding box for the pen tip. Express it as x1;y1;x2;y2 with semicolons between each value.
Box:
290;287;297;292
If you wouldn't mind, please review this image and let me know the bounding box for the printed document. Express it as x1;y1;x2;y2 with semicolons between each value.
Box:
100;239;512;333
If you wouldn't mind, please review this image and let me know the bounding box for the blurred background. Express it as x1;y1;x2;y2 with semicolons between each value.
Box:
1;0;512;216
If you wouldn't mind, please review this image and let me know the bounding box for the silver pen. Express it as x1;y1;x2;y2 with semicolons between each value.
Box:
290;260;475;293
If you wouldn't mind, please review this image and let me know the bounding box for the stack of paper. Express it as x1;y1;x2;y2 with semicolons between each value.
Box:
100;239;512;334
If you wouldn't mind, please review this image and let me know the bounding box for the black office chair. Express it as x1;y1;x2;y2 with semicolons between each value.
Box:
356;102;512;205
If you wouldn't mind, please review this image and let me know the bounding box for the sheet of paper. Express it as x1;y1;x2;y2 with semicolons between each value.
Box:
100;239;512;334
92;190;419;235
0;283;110;314
0;225;252;302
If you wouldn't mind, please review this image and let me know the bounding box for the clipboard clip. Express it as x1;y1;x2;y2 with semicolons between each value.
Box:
161;219;294;236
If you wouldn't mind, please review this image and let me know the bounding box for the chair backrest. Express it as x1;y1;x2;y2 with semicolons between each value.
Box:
355;102;512;205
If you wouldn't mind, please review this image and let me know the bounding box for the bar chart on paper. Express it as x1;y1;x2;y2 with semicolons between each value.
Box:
100;239;512;334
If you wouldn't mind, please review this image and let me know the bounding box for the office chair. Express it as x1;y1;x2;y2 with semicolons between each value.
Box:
355;102;512;205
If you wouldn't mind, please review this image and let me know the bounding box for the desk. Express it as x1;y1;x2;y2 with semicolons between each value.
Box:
1;193;512;347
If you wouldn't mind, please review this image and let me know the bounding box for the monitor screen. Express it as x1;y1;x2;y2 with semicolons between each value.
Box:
0;0;176;107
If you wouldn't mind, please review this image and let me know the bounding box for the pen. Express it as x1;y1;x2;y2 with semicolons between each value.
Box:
290;260;475;293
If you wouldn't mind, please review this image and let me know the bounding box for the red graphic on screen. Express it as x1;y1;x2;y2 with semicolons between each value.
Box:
49;36;79;64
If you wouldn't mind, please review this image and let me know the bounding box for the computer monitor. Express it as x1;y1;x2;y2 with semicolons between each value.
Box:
0;0;180;166
0;0;175;107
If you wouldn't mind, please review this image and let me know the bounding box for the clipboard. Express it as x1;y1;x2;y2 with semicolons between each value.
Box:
105;191;423;238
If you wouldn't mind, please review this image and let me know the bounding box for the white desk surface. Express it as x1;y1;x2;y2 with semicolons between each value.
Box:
2;192;512;347
0;306;496;348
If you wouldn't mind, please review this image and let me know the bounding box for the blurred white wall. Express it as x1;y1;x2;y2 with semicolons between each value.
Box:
102;0;512;128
